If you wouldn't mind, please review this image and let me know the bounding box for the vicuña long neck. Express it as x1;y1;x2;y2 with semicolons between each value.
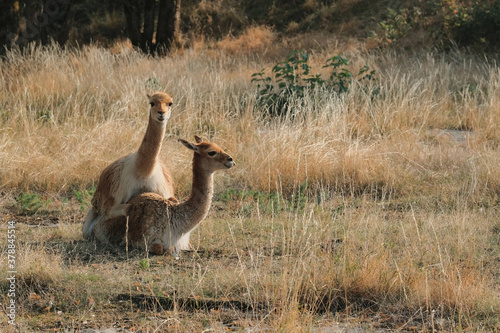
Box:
175;156;214;235
136;116;165;177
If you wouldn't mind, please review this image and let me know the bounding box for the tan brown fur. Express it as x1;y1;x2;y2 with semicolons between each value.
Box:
82;92;175;239
93;136;235;258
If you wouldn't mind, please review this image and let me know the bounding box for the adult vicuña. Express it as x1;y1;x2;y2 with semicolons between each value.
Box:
82;92;175;240
92;136;235;258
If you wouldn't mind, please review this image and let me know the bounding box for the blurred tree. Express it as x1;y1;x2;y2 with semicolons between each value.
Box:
0;0;72;53
156;0;182;53
123;0;181;54
0;1;20;50
123;1;141;46
142;0;155;51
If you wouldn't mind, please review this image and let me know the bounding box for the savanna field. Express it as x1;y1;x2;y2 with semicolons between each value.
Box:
1;31;500;331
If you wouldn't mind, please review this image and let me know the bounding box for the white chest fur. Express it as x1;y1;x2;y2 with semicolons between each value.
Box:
114;153;171;205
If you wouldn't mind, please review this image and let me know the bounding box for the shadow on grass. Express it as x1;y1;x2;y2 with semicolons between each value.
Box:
114;293;268;314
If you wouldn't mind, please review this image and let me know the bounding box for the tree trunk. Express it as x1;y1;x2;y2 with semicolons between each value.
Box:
142;0;156;53
123;0;142;47
123;0;181;55
156;0;181;54
173;0;181;45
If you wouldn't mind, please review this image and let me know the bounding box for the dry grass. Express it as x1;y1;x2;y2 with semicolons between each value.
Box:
216;26;277;55
0;39;499;331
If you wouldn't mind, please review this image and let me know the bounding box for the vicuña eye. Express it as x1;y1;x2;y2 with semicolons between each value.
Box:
150;102;155;107
168;102;173;106
207;151;216;156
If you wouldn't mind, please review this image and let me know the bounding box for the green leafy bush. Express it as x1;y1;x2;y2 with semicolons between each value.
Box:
251;50;376;117
380;7;422;45
378;1;500;50
442;1;500;49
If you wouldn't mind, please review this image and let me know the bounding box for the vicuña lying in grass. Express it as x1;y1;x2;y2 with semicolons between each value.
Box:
92;136;235;258
82;92;175;240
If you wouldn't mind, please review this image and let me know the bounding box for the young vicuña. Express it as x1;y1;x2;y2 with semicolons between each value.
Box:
92;136;235;258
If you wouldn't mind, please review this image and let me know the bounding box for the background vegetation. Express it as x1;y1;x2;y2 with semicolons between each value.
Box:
0;0;499;331
2;0;500;52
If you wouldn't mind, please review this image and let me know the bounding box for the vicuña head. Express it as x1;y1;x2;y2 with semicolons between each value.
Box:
147;92;173;124
92;136;235;259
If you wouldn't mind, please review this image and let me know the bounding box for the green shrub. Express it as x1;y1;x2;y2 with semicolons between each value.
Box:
379;1;500;50
251;50;376;117
442;1;500;49
380;7;422;45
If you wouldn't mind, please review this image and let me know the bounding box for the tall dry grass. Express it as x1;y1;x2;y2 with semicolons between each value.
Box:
1;43;500;200
0;40;499;330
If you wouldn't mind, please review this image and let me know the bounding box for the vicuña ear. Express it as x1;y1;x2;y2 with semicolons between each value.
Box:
179;139;198;152
194;135;203;143
146;93;151;99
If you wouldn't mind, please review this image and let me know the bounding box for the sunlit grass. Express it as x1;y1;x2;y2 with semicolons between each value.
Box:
0;41;499;330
